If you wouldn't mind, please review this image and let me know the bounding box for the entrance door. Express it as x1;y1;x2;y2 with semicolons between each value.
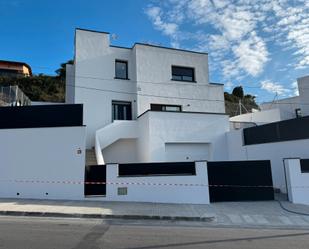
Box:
84;165;106;196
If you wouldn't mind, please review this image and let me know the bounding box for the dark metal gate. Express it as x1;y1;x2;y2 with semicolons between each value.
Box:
207;160;274;202
84;165;106;196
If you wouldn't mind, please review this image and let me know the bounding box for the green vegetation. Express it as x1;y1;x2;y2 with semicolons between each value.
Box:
0;60;72;103
225;86;259;116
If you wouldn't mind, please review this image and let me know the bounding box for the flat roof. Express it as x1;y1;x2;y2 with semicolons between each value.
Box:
75;28;208;55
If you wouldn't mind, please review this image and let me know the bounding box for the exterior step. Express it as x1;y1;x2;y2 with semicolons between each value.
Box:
86;149;97;165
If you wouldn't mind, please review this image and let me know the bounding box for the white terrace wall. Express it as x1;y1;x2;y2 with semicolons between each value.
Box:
230;108;282;125
102;161;209;204
138;111;230;162
0;126;86;200
284;158;309;205
227;130;309;193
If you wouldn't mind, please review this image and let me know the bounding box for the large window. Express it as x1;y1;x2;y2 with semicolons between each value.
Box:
171;66;195;82
115;60;128;79
112;101;132;121
151;104;182;112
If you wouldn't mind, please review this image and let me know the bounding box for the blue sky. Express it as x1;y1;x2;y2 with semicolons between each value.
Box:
0;0;308;103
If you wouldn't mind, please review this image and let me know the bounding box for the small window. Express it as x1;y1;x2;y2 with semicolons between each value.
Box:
172;66;195;82
112;101;132;121
115;60;128;79
151;104;182;112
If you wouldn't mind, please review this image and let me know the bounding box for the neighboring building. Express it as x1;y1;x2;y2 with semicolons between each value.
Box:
0;60;32;77
230;75;309;126
260;75;309;120
66;28;228;164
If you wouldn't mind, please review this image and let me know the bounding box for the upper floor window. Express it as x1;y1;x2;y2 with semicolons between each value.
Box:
171;66;195;82
151;104;182;112
115;60;128;79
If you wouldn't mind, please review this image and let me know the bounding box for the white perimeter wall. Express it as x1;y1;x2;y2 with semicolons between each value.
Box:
227;130;309;193
0;126;86;200
100;161;209;204
284;158;309;205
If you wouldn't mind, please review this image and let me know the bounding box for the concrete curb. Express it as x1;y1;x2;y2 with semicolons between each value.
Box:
0;211;215;222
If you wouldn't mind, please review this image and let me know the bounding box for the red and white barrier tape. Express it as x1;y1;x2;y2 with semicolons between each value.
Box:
0;179;306;188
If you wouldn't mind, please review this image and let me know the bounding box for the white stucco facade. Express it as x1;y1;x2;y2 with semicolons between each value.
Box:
67;28;227;164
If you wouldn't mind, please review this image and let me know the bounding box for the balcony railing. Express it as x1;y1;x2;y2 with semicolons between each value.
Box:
0;85;31;107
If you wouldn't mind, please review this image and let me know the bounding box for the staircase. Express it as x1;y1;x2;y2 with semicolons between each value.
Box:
86;149;97;165
95;120;138;165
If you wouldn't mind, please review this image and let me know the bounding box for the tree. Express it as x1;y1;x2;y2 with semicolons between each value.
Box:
55;59;73;81
232;86;244;99
225;86;259;116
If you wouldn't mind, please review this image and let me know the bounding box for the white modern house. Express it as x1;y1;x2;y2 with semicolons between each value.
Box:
66;28;229;165
1;28;308;205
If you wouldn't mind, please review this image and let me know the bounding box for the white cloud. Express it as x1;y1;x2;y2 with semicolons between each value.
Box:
270;0;309;69
232;33;269;76
261;80;290;96
224;81;234;91
145;0;309;80
145;6;178;37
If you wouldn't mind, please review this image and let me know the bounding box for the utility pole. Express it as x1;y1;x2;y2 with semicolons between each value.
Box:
239;99;242;115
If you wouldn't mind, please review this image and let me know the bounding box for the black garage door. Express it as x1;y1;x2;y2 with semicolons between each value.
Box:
84;165;106;196
207;160;274;202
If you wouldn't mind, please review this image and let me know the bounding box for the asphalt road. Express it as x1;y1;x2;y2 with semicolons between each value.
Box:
0;216;309;249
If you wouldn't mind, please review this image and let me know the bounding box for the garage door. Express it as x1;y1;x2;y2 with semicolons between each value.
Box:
207;160;274;202
165;143;210;162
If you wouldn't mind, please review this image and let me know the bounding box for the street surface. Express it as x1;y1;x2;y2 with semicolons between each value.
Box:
0;216;309;249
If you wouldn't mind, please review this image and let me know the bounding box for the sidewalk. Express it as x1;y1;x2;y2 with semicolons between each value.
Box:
0;198;213;221
1;198;309;228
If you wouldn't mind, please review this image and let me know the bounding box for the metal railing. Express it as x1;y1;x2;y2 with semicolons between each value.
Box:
0;85;31;106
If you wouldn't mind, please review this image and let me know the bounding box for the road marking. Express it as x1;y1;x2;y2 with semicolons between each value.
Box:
278;216;293;225
242;215;255;224
226;214;243;224
252;215;269;225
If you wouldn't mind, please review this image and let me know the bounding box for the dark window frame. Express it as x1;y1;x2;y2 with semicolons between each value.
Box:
171;65;195;82
112;100;132;121
115;60;129;80
300;159;309;173
150;104;182;112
